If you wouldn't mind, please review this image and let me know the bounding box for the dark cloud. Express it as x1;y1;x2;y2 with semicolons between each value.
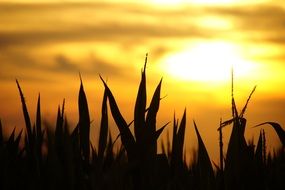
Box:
0;2;284;49
53;53;131;78
0;2;221;49
54;55;78;72
205;5;285;42
0;75;56;83
0;24;212;49
0;49;133;82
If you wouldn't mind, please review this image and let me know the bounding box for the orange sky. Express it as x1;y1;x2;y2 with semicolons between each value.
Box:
1;0;285;162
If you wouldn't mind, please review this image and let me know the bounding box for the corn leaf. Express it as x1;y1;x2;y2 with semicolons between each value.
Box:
254;122;285;147
134;55;147;143
7;127;16;145
155;122;169;140
14;129;23;149
172;113;178;153
0;119;2;144
170;113;178;169
177;109;186;161
98;88;108;161
55;106;63;142
146;78;162;134
6;128;22;158
194;121;215;190
71;124;80;153
78;77;91;162
255;129;264;162
239;86;256;118
16;80;32;145
100;75;136;160
224;117;248;189
36;94;42;143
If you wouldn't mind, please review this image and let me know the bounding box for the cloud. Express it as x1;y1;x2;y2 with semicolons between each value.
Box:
0;24;211;50
53;53;129;78
0;2;219;49
0;48;133;82
1;1;285;82
54;55;78;72
205;5;285;42
1;2;284;49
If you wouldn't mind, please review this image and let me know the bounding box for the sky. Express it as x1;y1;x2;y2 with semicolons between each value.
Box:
1;0;285;162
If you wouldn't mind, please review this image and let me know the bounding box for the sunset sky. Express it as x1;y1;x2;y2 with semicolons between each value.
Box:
1;0;285;162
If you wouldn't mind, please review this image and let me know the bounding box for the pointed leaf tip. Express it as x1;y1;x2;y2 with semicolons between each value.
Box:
100;76;136;159
78;76;91;162
16;80;32;144
155;122;170;140
144;53;148;72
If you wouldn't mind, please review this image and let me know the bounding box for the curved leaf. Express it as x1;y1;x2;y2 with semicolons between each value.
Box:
16;80;32;145
254;122;285;147
100;75;136;160
146;79;162;134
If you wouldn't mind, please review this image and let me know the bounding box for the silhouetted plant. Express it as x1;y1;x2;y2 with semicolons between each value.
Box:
0;57;284;190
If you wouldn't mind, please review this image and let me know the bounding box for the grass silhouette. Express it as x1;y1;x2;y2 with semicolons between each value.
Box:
0;56;284;190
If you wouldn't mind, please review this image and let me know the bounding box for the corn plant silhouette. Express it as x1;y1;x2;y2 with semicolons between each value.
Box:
0;56;284;190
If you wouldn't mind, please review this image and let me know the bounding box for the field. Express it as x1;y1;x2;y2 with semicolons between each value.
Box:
0;57;284;190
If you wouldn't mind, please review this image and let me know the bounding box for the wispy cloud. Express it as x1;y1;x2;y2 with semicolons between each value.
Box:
1;2;285;80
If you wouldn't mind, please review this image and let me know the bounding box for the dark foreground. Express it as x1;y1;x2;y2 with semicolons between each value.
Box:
0;62;284;190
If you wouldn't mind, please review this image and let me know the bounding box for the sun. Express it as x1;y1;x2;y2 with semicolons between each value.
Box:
161;42;256;83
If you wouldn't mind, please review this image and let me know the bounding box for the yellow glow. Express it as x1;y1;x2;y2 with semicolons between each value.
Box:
190;0;237;4
151;0;237;5
152;0;185;4
198;16;233;29
161;42;256;83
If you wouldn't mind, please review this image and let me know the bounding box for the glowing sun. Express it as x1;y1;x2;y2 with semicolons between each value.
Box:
161;42;255;83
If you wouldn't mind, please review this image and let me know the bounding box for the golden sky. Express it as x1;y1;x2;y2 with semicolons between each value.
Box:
1;0;285;162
